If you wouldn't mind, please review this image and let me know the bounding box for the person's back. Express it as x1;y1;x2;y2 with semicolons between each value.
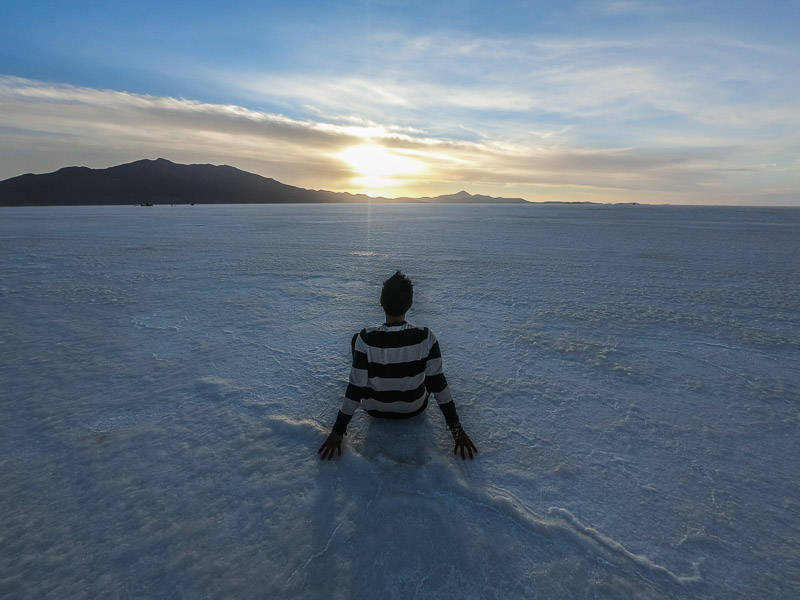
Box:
318;272;477;460
348;321;448;419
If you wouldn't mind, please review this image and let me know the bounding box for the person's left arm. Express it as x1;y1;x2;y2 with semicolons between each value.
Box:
424;330;478;460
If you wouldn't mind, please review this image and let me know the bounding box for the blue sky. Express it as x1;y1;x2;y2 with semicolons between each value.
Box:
1;0;799;204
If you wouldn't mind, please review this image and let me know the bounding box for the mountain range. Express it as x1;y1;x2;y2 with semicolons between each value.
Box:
0;158;528;206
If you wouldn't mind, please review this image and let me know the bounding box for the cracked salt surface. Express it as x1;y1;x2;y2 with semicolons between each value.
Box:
1;203;799;599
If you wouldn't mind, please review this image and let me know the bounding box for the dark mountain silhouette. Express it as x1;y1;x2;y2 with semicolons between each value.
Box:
394;190;527;204
0;158;528;206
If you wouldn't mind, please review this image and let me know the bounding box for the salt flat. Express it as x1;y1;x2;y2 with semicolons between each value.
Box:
1;203;798;599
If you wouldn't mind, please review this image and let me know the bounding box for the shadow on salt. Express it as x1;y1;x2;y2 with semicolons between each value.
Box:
257;413;703;596
313;413;702;595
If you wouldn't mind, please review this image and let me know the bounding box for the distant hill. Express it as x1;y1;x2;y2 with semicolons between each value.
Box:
0;158;528;206
394;190;528;204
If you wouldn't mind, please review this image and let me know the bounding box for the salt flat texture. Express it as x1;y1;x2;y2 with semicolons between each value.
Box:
1;204;798;599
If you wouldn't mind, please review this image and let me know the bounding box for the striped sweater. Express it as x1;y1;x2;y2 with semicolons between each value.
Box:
332;322;460;434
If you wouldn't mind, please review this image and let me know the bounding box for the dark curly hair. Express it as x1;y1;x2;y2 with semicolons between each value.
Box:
380;271;414;316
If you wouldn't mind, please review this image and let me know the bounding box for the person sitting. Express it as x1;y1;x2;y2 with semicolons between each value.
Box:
318;271;478;460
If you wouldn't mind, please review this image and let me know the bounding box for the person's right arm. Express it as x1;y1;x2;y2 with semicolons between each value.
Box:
318;431;345;460
319;332;367;460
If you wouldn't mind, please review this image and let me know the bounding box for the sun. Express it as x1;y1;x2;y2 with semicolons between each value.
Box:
338;144;425;196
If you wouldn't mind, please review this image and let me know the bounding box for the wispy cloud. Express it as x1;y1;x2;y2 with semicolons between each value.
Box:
217;28;799;149
594;0;676;16
2;1;798;204
0;76;355;185
0;75;796;204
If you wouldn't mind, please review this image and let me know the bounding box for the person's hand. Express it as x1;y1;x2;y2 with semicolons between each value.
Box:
452;426;478;460
318;431;345;460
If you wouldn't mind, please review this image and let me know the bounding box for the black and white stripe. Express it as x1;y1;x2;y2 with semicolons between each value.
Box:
339;322;455;422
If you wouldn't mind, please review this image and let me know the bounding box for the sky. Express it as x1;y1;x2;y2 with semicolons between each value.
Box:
1;1;799;205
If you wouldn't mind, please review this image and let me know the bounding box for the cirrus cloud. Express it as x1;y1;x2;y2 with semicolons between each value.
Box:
0;75;796;204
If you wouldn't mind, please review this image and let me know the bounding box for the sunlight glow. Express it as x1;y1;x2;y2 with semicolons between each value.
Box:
338;144;425;195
